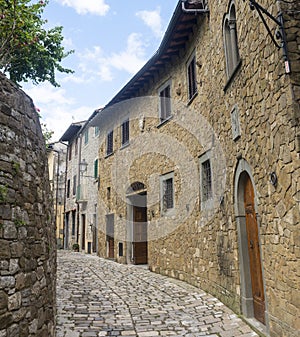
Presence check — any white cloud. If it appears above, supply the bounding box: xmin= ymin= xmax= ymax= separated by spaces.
xmin=136 ymin=7 xmax=163 ymax=38
xmin=78 ymin=33 xmax=147 ymax=81
xmin=110 ymin=33 xmax=147 ymax=73
xmin=57 ymin=0 xmax=109 ymax=16
xmin=24 ymin=83 xmax=74 ymax=105
xmin=42 ymin=105 xmax=92 ymax=141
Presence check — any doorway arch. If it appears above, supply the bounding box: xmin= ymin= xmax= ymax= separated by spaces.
xmin=234 ymin=159 xmax=267 ymax=326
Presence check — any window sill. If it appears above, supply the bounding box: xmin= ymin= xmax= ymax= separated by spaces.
xmin=120 ymin=142 xmax=130 ymax=150
xmin=187 ymin=91 xmax=198 ymax=106
xmin=223 ymin=59 xmax=242 ymax=92
xmin=157 ymin=115 xmax=173 ymax=128
xmin=200 ymin=198 xmax=214 ymax=211
xmin=161 ymin=207 xmax=175 ymax=217
xmin=105 ymin=152 xmax=114 ymax=159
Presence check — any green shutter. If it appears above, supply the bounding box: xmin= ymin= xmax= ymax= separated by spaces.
xmin=94 ymin=159 xmax=98 ymax=179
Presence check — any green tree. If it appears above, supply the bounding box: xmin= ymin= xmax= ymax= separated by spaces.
xmin=0 ymin=0 xmax=74 ymax=86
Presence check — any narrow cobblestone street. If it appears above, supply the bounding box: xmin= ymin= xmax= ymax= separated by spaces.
xmin=56 ymin=251 xmax=259 ymax=337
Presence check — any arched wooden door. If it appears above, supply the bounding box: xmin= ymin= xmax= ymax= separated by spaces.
xmin=244 ymin=175 xmax=265 ymax=324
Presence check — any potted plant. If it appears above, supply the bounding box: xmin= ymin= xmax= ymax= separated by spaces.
xmin=72 ymin=243 xmax=79 ymax=252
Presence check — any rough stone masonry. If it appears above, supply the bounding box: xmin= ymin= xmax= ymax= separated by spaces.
xmin=0 ymin=73 xmax=56 ymax=337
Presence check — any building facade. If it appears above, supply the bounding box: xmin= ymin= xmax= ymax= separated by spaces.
xmin=47 ymin=143 xmax=67 ymax=248
xmin=60 ymin=121 xmax=85 ymax=250
xmin=60 ymin=110 xmax=101 ymax=253
xmin=90 ymin=1 xmax=300 ymax=336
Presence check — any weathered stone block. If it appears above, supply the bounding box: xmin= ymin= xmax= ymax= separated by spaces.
xmin=0 ymin=292 xmax=7 ymax=311
xmin=0 ymin=241 xmax=10 ymax=259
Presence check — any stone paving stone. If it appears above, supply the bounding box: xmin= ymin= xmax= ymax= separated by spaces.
xmin=56 ymin=251 xmax=260 ymax=337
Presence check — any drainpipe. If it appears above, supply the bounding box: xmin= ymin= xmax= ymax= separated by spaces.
xmin=181 ymin=0 xmax=209 ymax=13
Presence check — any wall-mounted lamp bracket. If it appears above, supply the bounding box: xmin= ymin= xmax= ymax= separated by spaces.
xmin=249 ymin=0 xmax=290 ymax=73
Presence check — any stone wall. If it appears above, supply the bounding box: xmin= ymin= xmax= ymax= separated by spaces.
xmin=0 ymin=73 xmax=56 ymax=337
xmin=96 ymin=1 xmax=299 ymax=336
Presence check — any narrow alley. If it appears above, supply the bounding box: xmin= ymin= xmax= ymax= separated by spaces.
xmin=56 ymin=251 xmax=259 ymax=337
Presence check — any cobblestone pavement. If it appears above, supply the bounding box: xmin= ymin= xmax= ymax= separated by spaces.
xmin=56 ymin=250 xmax=259 ymax=337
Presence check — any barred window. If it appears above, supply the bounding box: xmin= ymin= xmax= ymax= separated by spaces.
xmin=160 ymin=172 xmax=174 ymax=214
xmin=163 ymin=178 xmax=174 ymax=210
xmin=199 ymin=152 xmax=213 ymax=210
xmin=202 ymin=160 xmax=212 ymax=201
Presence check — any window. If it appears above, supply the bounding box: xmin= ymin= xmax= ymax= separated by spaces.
xmin=160 ymin=172 xmax=174 ymax=214
xmin=106 ymin=130 xmax=113 ymax=156
xmin=199 ymin=152 xmax=213 ymax=209
xmin=67 ymin=179 xmax=70 ymax=198
xmin=71 ymin=210 xmax=76 ymax=236
xmin=72 ymin=175 xmax=77 ymax=196
xmin=121 ymin=118 xmax=129 ymax=146
xmin=202 ymin=160 xmax=212 ymax=201
xmin=75 ymin=138 xmax=78 ymax=156
xmin=107 ymin=187 xmax=111 ymax=200
xmin=68 ymin=143 xmax=72 ymax=161
xmin=159 ymin=81 xmax=171 ymax=122
xmin=94 ymin=126 xmax=99 ymax=137
xmin=187 ymin=54 xmax=197 ymax=100
xmin=223 ymin=2 xmax=240 ymax=79
xmin=84 ymin=130 xmax=89 ymax=145
xmin=94 ymin=159 xmax=98 ymax=179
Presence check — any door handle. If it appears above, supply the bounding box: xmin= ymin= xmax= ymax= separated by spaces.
xmin=250 ymin=240 xmax=254 ymax=249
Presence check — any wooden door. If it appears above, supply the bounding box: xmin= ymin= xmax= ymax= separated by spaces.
xmin=133 ymin=206 xmax=147 ymax=264
xmin=106 ymin=214 xmax=114 ymax=258
xmin=244 ymin=176 xmax=265 ymax=324
xmin=81 ymin=214 xmax=86 ymax=251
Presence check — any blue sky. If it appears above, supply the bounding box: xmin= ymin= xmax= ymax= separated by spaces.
xmin=23 ymin=0 xmax=178 ymax=141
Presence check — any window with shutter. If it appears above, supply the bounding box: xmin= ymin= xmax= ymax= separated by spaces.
xmin=187 ymin=54 xmax=197 ymax=100
xmin=159 ymin=82 xmax=171 ymax=122
xmin=106 ymin=130 xmax=113 ymax=155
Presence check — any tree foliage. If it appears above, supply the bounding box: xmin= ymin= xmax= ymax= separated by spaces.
xmin=0 ymin=0 xmax=74 ymax=86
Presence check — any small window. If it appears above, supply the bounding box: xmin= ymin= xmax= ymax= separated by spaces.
xmin=75 ymin=138 xmax=78 ymax=156
xmin=84 ymin=130 xmax=89 ymax=145
xmin=106 ymin=130 xmax=113 ymax=156
xmin=121 ymin=119 xmax=129 ymax=146
xmin=159 ymin=81 xmax=171 ymax=122
xmin=187 ymin=54 xmax=197 ymax=100
xmin=73 ymin=175 xmax=77 ymax=196
xmin=71 ymin=210 xmax=76 ymax=236
xmin=67 ymin=179 xmax=70 ymax=198
xmin=202 ymin=160 xmax=212 ymax=201
xmin=68 ymin=143 xmax=72 ymax=161
xmin=223 ymin=2 xmax=240 ymax=79
xmin=199 ymin=152 xmax=213 ymax=209
xmin=94 ymin=126 xmax=99 ymax=137
xmin=160 ymin=172 xmax=174 ymax=214
xmin=94 ymin=159 xmax=98 ymax=179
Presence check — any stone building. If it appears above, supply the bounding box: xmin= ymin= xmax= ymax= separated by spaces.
xmin=60 ymin=121 xmax=86 ymax=250
xmin=0 ymin=73 xmax=56 ymax=336
xmin=90 ymin=1 xmax=300 ymax=336
xmin=60 ymin=110 xmax=101 ymax=252
xmin=47 ymin=143 xmax=67 ymax=249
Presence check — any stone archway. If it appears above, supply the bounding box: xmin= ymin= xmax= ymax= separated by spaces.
xmin=234 ymin=159 xmax=268 ymax=327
